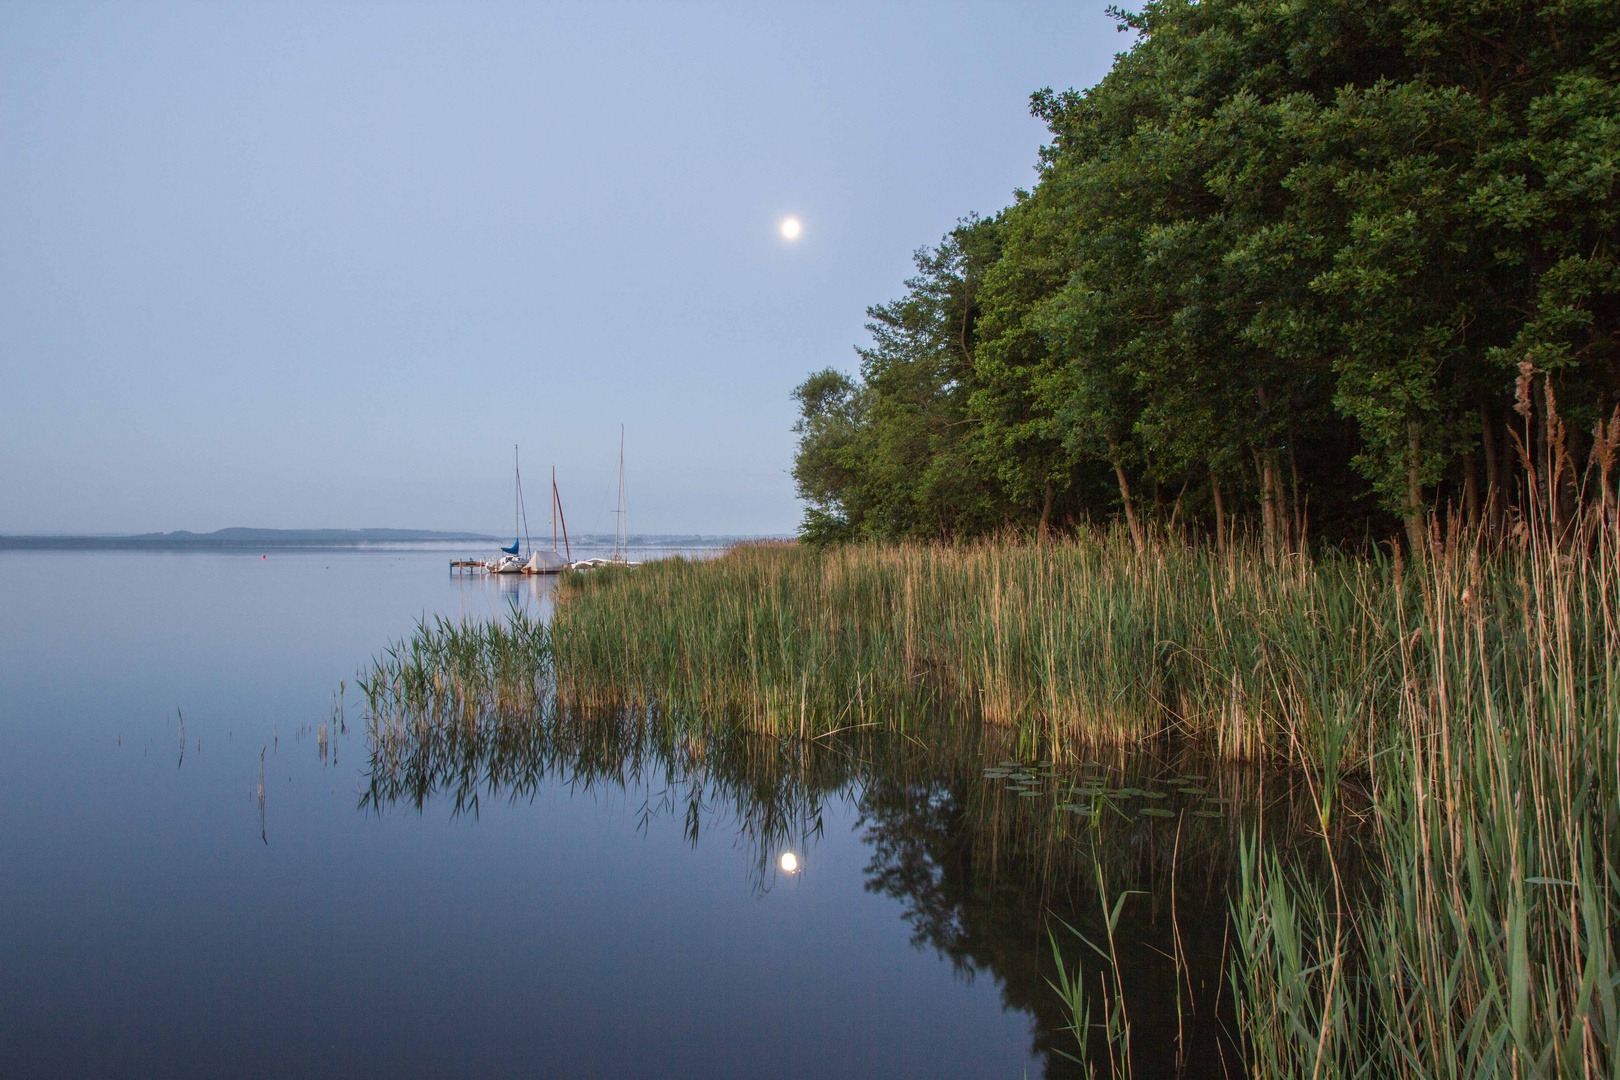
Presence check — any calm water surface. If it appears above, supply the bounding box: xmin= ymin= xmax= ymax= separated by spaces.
xmin=0 ymin=549 xmax=1059 ymax=1078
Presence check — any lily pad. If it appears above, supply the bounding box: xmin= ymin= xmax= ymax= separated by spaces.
xmin=1140 ymin=807 xmax=1176 ymax=818
xmin=1017 ymin=790 xmax=1044 ymax=798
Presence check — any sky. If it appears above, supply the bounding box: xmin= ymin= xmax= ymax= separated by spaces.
xmin=0 ymin=2 xmax=1125 ymax=536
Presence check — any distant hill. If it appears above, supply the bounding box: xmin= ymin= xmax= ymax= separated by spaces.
xmin=0 ymin=529 xmax=790 ymax=552
xmin=0 ymin=528 xmax=499 ymax=551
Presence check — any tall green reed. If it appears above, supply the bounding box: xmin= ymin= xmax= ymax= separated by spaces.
xmin=546 ymin=533 xmax=1406 ymax=769
xmin=1233 ymin=505 xmax=1620 ymax=1078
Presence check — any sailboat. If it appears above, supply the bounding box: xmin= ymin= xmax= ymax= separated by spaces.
xmin=573 ymin=427 xmax=640 ymax=570
xmin=609 ymin=425 xmax=636 ymax=566
xmin=488 ymin=446 xmax=532 ymax=573
xmin=518 ymin=466 xmax=571 ymax=573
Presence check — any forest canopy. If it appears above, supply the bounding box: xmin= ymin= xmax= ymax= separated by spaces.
xmin=791 ymin=0 xmax=1619 ymax=551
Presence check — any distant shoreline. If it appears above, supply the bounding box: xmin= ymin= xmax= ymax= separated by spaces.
xmin=0 ymin=528 xmax=782 ymax=552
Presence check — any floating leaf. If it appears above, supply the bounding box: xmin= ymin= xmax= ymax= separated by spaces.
xmin=1018 ymin=790 xmax=1044 ymax=798
xmin=1138 ymin=790 xmax=1167 ymax=799
xmin=1140 ymin=807 xmax=1175 ymax=818
xmin=1525 ymin=877 xmax=1576 ymax=886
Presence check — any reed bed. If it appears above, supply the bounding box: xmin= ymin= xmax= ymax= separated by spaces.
xmin=548 ymin=531 xmax=1409 ymax=767
xmin=357 ymin=602 xmax=550 ymax=776
xmin=1232 ymin=508 xmax=1620 ymax=1079
xmin=354 ymin=487 xmax=1620 ymax=1075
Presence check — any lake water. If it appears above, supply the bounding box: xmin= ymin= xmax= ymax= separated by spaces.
xmin=0 ymin=548 xmax=1248 ymax=1078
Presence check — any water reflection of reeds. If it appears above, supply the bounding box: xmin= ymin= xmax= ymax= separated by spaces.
xmin=357 ymin=658 xmax=1345 ymax=1077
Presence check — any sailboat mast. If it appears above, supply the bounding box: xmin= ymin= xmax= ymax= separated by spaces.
xmin=515 ymin=445 xmax=532 ymax=556
xmin=552 ymin=466 xmax=558 ymax=552
xmin=558 ymin=487 xmax=571 ymax=559
xmin=514 ymin=444 xmax=520 ymax=550
xmin=617 ymin=425 xmax=626 ymax=560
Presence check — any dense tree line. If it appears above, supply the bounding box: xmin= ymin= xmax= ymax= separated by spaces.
xmin=792 ymin=0 xmax=1619 ymax=551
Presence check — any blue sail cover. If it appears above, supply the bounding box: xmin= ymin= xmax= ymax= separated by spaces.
xmin=501 ymin=539 xmax=520 ymax=555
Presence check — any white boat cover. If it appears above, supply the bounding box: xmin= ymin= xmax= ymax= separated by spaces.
xmin=525 ymin=549 xmax=569 ymax=573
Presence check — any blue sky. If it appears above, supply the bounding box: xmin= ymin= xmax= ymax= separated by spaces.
xmin=0 ymin=2 xmax=1123 ymax=535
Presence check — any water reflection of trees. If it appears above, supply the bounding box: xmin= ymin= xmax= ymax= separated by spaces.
xmin=364 ymin=705 xmax=1344 ymax=1077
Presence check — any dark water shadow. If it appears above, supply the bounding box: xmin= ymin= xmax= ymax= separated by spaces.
xmin=360 ymin=699 xmax=1361 ymax=1079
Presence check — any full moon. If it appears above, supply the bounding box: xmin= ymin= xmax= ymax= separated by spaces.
xmin=779 ymin=851 xmax=800 ymax=873
xmin=780 ymin=217 xmax=801 ymax=240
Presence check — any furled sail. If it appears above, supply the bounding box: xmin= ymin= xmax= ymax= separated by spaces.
xmin=525 ymin=549 xmax=567 ymax=573
xmin=501 ymin=539 xmax=520 ymax=555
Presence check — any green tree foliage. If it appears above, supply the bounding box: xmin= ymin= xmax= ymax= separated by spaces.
xmin=792 ymin=0 xmax=1620 ymax=548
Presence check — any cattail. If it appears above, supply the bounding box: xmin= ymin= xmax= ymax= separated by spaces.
xmin=1508 ymin=426 xmax=1534 ymax=474
xmin=1544 ymin=379 xmax=1567 ymax=466
xmin=1514 ymin=358 xmax=1536 ymax=418
xmin=1590 ymin=406 xmax=1620 ymax=509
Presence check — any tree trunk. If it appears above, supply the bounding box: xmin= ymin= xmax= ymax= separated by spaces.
xmin=1107 ymin=439 xmax=1145 ymax=554
xmin=1288 ymin=442 xmax=1303 ymax=550
xmin=1404 ymin=422 xmax=1427 ymax=557
xmin=1269 ymin=454 xmax=1290 ymax=552
xmin=1480 ymin=405 xmax=1501 ymax=529
xmin=1254 ymin=449 xmax=1276 ymax=564
xmin=1462 ymin=446 xmax=1481 ymax=528
xmin=1210 ymin=470 xmax=1227 ymax=556
xmin=1038 ymin=480 xmax=1053 ymax=543
xmin=1506 ymin=405 xmax=1523 ymax=517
